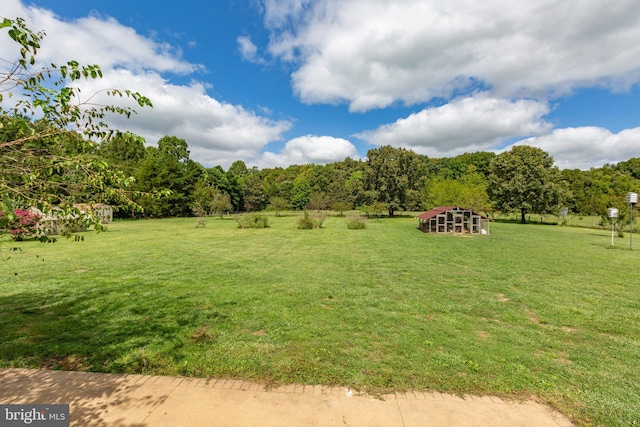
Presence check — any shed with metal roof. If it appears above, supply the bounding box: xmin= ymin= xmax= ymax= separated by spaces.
xmin=417 ymin=206 xmax=490 ymax=234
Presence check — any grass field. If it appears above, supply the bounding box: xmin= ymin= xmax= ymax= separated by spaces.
xmin=1 ymin=214 xmax=639 ymax=426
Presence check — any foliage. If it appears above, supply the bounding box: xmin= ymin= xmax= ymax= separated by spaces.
xmin=616 ymin=157 xmax=640 ymax=180
xmin=3 ymin=15 xmax=634 ymax=228
xmin=242 ymin=168 xmax=267 ymax=212
xmin=346 ymin=213 xmax=367 ymax=229
xmin=364 ymin=145 xmax=424 ymax=216
xmin=562 ymin=166 xmax=640 ymax=217
xmin=191 ymin=179 xmax=217 ymax=216
xmin=290 ymin=177 xmax=312 ymax=210
xmin=359 ymin=202 xmax=387 ymax=219
xmin=235 ymin=213 xmax=269 ymax=229
xmin=0 ymin=208 xmax=42 ymax=241
xmin=210 ymin=193 xmax=233 ymax=218
xmin=598 ymin=196 xmax=636 ymax=237
xmin=191 ymin=200 xmax=208 ymax=218
xmin=307 ymin=192 xmax=328 ymax=210
xmin=488 ymin=146 xmax=567 ymax=223
xmin=426 ymin=152 xmax=496 ymax=179
xmin=0 ymin=18 xmax=152 ymax=228
xmin=330 ymin=201 xmax=351 ymax=216
xmin=423 ymin=167 xmax=492 ymax=212
xmin=134 ymin=136 xmax=203 ymax=217
xmin=0 ymin=19 xmax=154 ymax=241
xmin=98 ymin=132 xmax=146 ymax=177
xmin=296 ymin=210 xmax=327 ymax=229
xmin=268 ymin=197 xmax=290 ymax=216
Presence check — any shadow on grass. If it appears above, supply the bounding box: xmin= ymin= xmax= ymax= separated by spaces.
xmin=0 ymin=286 xmax=194 ymax=375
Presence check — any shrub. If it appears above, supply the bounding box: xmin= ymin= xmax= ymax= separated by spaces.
xmin=191 ymin=201 xmax=207 ymax=228
xmin=330 ymin=201 xmax=351 ymax=216
xmin=359 ymin=202 xmax=386 ymax=219
xmin=210 ymin=193 xmax=233 ymax=218
xmin=235 ymin=213 xmax=270 ymax=229
xmin=268 ymin=197 xmax=290 ymax=217
xmin=297 ymin=211 xmax=327 ymax=229
xmin=347 ymin=214 xmax=367 ymax=229
xmin=297 ymin=211 xmax=315 ymax=229
xmin=1 ymin=209 xmax=43 ymax=241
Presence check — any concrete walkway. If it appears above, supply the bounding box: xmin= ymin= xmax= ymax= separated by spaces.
xmin=0 ymin=368 xmax=573 ymax=426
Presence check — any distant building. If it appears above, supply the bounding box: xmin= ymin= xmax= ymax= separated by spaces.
xmin=417 ymin=206 xmax=490 ymax=234
xmin=27 ymin=204 xmax=113 ymax=236
xmin=74 ymin=203 xmax=113 ymax=224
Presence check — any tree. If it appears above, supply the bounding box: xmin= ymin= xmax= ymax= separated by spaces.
xmin=308 ymin=192 xmax=328 ymax=210
xmin=290 ymin=177 xmax=311 ymax=210
xmin=330 ymin=200 xmax=351 ymax=216
xmin=617 ymin=157 xmax=640 ymax=180
xmin=364 ymin=146 xmax=424 ymax=216
xmin=134 ymin=136 xmax=203 ymax=217
xmin=423 ymin=167 xmax=492 ymax=213
xmin=268 ymin=196 xmax=290 ymax=216
xmin=228 ymin=159 xmax=249 ymax=178
xmin=210 ymin=193 xmax=233 ymax=218
xmin=1 ymin=17 xmax=151 ymax=232
xmin=99 ymin=131 xmax=146 ymax=175
xmin=225 ymin=168 xmax=244 ymax=211
xmin=242 ymin=168 xmax=266 ymax=212
xmin=488 ymin=146 xmax=566 ymax=223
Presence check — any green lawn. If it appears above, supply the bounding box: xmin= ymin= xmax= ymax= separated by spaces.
xmin=1 ymin=215 xmax=639 ymax=426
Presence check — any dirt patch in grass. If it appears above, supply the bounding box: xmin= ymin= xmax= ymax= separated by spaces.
xmin=525 ymin=310 xmax=541 ymax=324
xmin=191 ymin=324 xmax=212 ymax=342
xmin=41 ymin=355 xmax=86 ymax=371
xmin=496 ymin=293 xmax=510 ymax=302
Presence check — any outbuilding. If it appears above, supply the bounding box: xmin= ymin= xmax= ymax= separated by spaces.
xmin=73 ymin=203 xmax=113 ymax=224
xmin=417 ymin=206 xmax=490 ymax=234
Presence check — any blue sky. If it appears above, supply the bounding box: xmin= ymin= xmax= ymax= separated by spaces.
xmin=2 ymin=0 xmax=640 ymax=169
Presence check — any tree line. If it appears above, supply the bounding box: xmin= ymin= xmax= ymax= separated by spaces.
xmin=2 ymin=17 xmax=639 ymax=230
xmin=97 ymin=133 xmax=640 ymax=224
xmin=4 ymin=111 xmax=639 ymax=225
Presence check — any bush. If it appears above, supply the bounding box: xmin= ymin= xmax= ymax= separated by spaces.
xmin=359 ymin=202 xmax=386 ymax=219
xmin=268 ymin=197 xmax=290 ymax=217
xmin=296 ymin=211 xmax=315 ymax=229
xmin=330 ymin=201 xmax=351 ymax=216
xmin=347 ymin=214 xmax=367 ymax=229
xmin=297 ymin=211 xmax=326 ymax=229
xmin=1 ymin=209 xmax=43 ymax=241
xmin=235 ymin=213 xmax=269 ymax=229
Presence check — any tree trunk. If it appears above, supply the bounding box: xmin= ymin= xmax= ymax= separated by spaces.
xmin=520 ymin=209 xmax=527 ymax=223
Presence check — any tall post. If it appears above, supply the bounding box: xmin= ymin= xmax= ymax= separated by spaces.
xmin=627 ymin=193 xmax=638 ymax=250
xmin=608 ymin=208 xmax=618 ymax=247
xmin=612 ymin=219 xmax=615 ymax=246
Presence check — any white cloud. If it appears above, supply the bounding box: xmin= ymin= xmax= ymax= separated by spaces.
xmin=1 ymin=0 xmax=291 ymax=168
xmin=74 ymin=69 xmax=292 ymax=168
xmin=509 ymin=127 xmax=640 ymax=170
xmin=264 ymin=0 xmax=640 ymax=112
xmin=257 ymin=135 xmax=359 ymax=168
xmin=237 ymin=35 xmax=264 ymax=64
xmin=4 ymin=1 xmax=199 ymax=74
xmin=262 ymin=0 xmax=314 ymax=29
xmin=357 ymin=95 xmax=551 ymax=157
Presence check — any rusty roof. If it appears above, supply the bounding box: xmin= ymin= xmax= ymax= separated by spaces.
xmin=416 ymin=206 xmax=490 ymax=221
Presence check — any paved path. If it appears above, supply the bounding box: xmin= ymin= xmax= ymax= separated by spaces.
xmin=0 ymin=368 xmax=573 ymax=426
